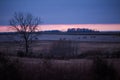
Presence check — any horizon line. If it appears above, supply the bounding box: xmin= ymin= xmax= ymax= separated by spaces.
xmin=0 ymin=24 xmax=120 ymax=32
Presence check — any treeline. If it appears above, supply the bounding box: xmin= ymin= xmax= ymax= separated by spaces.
xmin=41 ymin=28 xmax=99 ymax=34
xmin=40 ymin=28 xmax=120 ymax=35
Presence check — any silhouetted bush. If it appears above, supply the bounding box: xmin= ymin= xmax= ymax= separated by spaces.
xmin=0 ymin=53 xmax=21 ymax=80
xmin=111 ymin=50 xmax=120 ymax=58
xmin=49 ymin=40 xmax=78 ymax=59
xmin=26 ymin=51 xmax=35 ymax=57
xmin=92 ymin=57 xmax=118 ymax=80
xmin=77 ymin=50 xmax=103 ymax=59
xmin=17 ymin=50 xmax=25 ymax=57
xmin=17 ymin=50 xmax=42 ymax=58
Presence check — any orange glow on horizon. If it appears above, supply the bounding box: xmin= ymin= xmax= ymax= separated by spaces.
xmin=0 ymin=24 xmax=120 ymax=32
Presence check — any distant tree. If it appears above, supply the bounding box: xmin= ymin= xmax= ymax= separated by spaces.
xmin=10 ymin=12 xmax=41 ymax=54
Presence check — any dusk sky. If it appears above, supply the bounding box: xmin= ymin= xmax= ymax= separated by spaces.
xmin=0 ymin=0 xmax=120 ymax=31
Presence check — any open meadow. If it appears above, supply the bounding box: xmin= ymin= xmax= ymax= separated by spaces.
xmin=0 ymin=41 xmax=120 ymax=56
xmin=0 ymin=41 xmax=120 ymax=80
xmin=3 ymin=56 xmax=120 ymax=80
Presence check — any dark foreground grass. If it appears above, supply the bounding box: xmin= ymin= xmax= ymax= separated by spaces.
xmin=0 ymin=52 xmax=21 ymax=80
xmin=0 ymin=53 xmax=120 ymax=80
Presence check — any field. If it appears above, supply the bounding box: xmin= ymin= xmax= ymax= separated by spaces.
xmin=0 ymin=41 xmax=120 ymax=55
xmin=0 ymin=41 xmax=120 ymax=80
xmin=9 ymin=57 xmax=120 ymax=80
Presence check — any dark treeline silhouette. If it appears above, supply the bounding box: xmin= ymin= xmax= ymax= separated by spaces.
xmin=39 ymin=28 xmax=120 ymax=35
xmin=41 ymin=28 xmax=99 ymax=34
xmin=67 ymin=28 xmax=99 ymax=33
xmin=1 ymin=28 xmax=120 ymax=35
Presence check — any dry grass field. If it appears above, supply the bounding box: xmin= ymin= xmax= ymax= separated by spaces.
xmin=9 ymin=57 xmax=120 ymax=80
xmin=0 ymin=41 xmax=120 ymax=55
xmin=1 ymin=40 xmax=120 ymax=80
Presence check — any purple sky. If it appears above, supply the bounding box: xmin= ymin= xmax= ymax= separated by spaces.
xmin=0 ymin=0 xmax=120 ymax=25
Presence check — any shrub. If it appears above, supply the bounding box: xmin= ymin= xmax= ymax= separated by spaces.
xmin=0 ymin=52 xmax=21 ymax=80
xmin=49 ymin=40 xmax=78 ymax=58
xmin=17 ymin=50 xmax=25 ymax=57
xmin=92 ymin=57 xmax=118 ymax=80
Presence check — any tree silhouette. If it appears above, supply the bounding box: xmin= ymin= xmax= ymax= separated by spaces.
xmin=10 ymin=12 xmax=41 ymax=54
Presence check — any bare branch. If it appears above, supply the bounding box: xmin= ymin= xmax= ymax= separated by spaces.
xmin=9 ymin=12 xmax=41 ymax=54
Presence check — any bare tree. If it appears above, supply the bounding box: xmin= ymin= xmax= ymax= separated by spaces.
xmin=10 ymin=12 xmax=41 ymax=54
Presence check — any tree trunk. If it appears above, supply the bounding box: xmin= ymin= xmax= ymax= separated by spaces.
xmin=25 ymin=39 xmax=29 ymax=55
